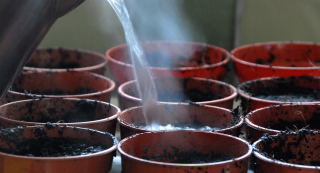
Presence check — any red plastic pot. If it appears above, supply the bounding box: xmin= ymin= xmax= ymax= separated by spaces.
xmin=118 ymin=103 xmax=243 ymax=139
xmin=0 ymin=125 xmax=117 ymax=173
xmin=245 ymin=104 xmax=320 ymax=142
xmin=24 ymin=48 xmax=107 ymax=74
xmin=0 ymin=98 xmax=120 ymax=134
xmin=6 ymin=71 xmax=115 ymax=103
xmin=118 ymin=77 xmax=237 ymax=110
xmin=238 ymin=76 xmax=320 ymax=112
xmin=118 ymin=131 xmax=252 ymax=173
xmin=253 ymin=130 xmax=320 ymax=172
xmin=231 ymin=42 xmax=320 ymax=82
xmin=106 ymin=41 xmax=231 ymax=84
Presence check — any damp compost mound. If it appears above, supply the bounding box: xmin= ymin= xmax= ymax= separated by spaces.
xmin=144 ymin=150 xmax=232 ymax=164
xmin=0 ymin=137 xmax=107 ymax=157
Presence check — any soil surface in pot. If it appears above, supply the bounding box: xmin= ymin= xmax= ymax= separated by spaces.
xmin=132 ymin=89 xmax=222 ymax=102
xmin=144 ymin=51 xmax=212 ymax=68
xmin=12 ymin=87 xmax=97 ymax=95
xmin=143 ymin=150 xmax=232 ymax=164
xmin=267 ymin=113 xmax=320 ymax=131
xmin=248 ymin=87 xmax=320 ymax=102
xmin=0 ymin=137 xmax=107 ymax=157
xmin=27 ymin=62 xmax=81 ymax=69
xmin=259 ymin=130 xmax=320 ymax=166
xmin=20 ymin=100 xmax=99 ymax=123
xmin=133 ymin=122 xmax=223 ymax=132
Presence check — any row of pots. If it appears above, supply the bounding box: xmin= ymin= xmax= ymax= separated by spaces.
xmin=1 ymin=98 xmax=320 ymax=172
xmin=24 ymin=41 xmax=320 ymax=84
xmin=5 ymin=70 xmax=320 ymax=114
xmin=2 ymin=41 xmax=320 ymax=172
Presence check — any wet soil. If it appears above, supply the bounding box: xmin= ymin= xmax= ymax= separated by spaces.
xmin=12 ymin=87 xmax=97 ymax=95
xmin=144 ymin=150 xmax=232 ymax=164
xmin=249 ymin=87 xmax=320 ymax=102
xmin=0 ymin=137 xmax=107 ymax=157
xmin=133 ymin=122 xmax=223 ymax=132
xmin=26 ymin=62 xmax=81 ymax=69
xmin=158 ymin=89 xmax=222 ymax=102
xmin=133 ymin=89 xmax=222 ymax=102
xmin=20 ymin=100 xmax=99 ymax=123
xmin=268 ymin=113 xmax=320 ymax=131
xmin=258 ymin=130 xmax=320 ymax=166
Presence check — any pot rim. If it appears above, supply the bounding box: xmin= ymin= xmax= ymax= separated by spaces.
xmin=237 ymin=76 xmax=320 ymax=105
xmin=118 ymin=77 xmax=237 ymax=105
xmin=9 ymin=71 xmax=116 ymax=98
xmin=0 ymin=125 xmax=118 ymax=160
xmin=105 ymin=40 xmax=230 ymax=71
xmin=0 ymin=98 xmax=120 ymax=126
xmin=118 ymin=130 xmax=252 ymax=167
xmin=253 ymin=131 xmax=320 ymax=170
xmin=231 ymin=41 xmax=320 ymax=70
xmin=118 ymin=104 xmax=243 ymax=134
xmin=23 ymin=48 xmax=107 ymax=72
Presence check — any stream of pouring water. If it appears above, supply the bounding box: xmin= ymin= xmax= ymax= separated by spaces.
xmin=107 ymin=0 xmax=158 ymax=124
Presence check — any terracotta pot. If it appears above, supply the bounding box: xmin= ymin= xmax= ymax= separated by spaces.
xmin=118 ymin=131 xmax=252 ymax=173
xmin=245 ymin=104 xmax=320 ymax=142
xmin=6 ymin=71 xmax=115 ymax=103
xmin=118 ymin=77 xmax=237 ymax=110
xmin=238 ymin=76 xmax=320 ymax=112
xmin=0 ymin=125 xmax=117 ymax=173
xmin=105 ymin=41 xmax=230 ymax=84
xmin=0 ymin=98 xmax=120 ymax=134
xmin=231 ymin=42 xmax=320 ymax=82
xmin=253 ymin=130 xmax=320 ymax=172
xmin=24 ymin=48 xmax=107 ymax=74
xmin=118 ymin=103 xmax=243 ymax=139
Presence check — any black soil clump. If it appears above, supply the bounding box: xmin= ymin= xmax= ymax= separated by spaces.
xmin=144 ymin=150 xmax=232 ymax=164
xmin=0 ymin=137 xmax=107 ymax=157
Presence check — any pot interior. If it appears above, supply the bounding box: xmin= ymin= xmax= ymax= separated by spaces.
xmin=120 ymin=104 xmax=239 ymax=132
xmin=0 ymin=99 xmax=117 ymax=123
xmin=0 ymin=125 xmax=115 ymax=157
xmin=110 ymin=42 xmax=227 ymax=68
xmin=26 ymin=48 xmax=105 ymax=69
xmin=124 ymin=78 xmax=234 ymax=103
xmin=249 ymin=104 xmax=320 ymax=131
xmin=255 ymin=130 xmax=320 ymax=166
xmin=120 ymin=131 xmax=249 ymax=164
xmin=240 ymin=76 xmax=320 ymax=102
xmin=233 ymin=43 xmax=320 ymax=67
